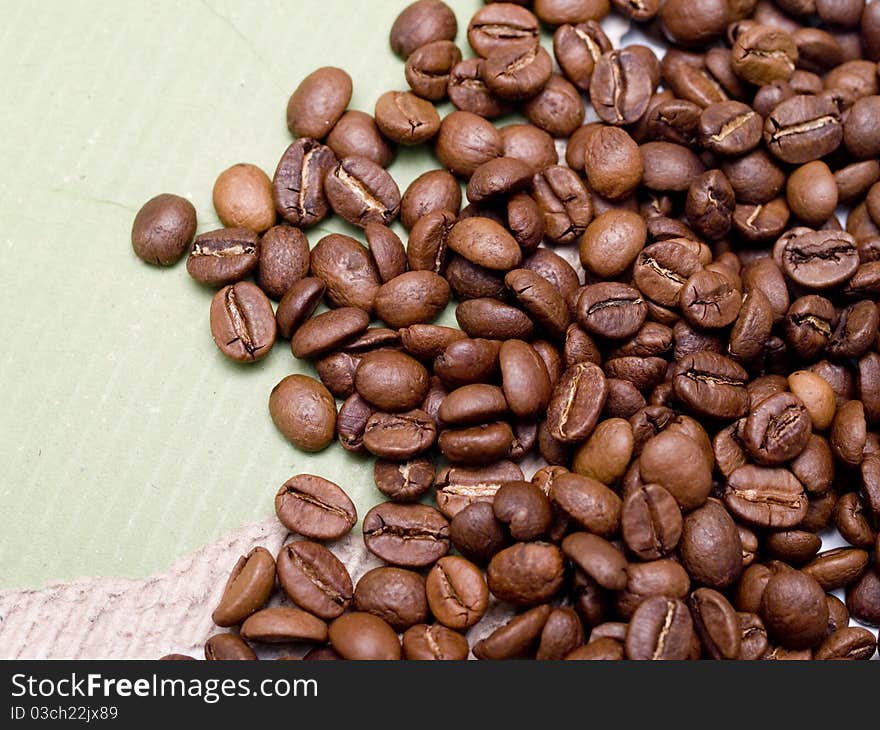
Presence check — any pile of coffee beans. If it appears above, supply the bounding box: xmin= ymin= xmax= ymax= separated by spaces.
xmin=137 ymin=0 xmax=880 ymax=660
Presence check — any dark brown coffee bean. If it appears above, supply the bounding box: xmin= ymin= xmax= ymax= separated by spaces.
xmin=640 ymin=142 xmax=706 ymax=193
xmin=761 ymin=570 xmax=828 ymax=649
xmin=764 ymin=94 xmax=843 ymax=165
xmin=566 ymin=637 xmax=624 ymax=660
xmin=699 ymin=101 xmax=762 ymax=156
xmin=363 ymin=409 xmax=437 ymax=460
xmin=329 ymin=612 xmax=401 ymax=660
xmin=363 ymin=502 xmax=450 ymax=568
xmin=434 ymin=338 xmax=500 ymax=389
xmin=390 ymin=0 xmax=457 ymax=59
xmin=467 ymin=3 xmax=539 ymax=58
xmin=363 ymin=223 xmax=406 ymax=284
xmin=494 ymin=481 xmax=553 ymax=541
xmin=447 ymin=57 xmax=514 ymax=118
xmin=621 ymin=484 xmax=682 ymax=561
xmin=482 ymin=44 xmax=553 ymax=102
xmin=487 ymin=542 xmax=565 ymax=606
xmin=286 ymin=67 xmax=352 ymax=140
xmin=562 ymin=532 xmax=627 ymax=591
xmin=403 ymin=624 xmax=470 ymax=660
xmin=291 ymin=307 xmax=370 ymax=360
xmin=356 ymin=351 xmax=431 ymax=413
xmin=846 ymin=568 xmax=880 ymax=626
xmin=326 ymin=110 xmax=395 ymax=169
xmin=450 ymin=500 xmax=509 ymax=564
xmin=784 ymin=295 xmax=835 ymax=360
xmin=782 ymin=230 xmax=859 ymax=289
xmin=269 ymin=374 xmax=336 ymax=452
xmin=187 ymin=228 xmax=259 ymax=287
xmin=590 ymin=49 xmax=653 ymax=126
xmin=725 ymin=465 xmax=808 ymax=529
xmin=407 ymin=209 xmax=455 ymax=273
xmin=549 ymin=471 xmax=622 ymax=537
xmin=523 ymin=249 xmax=581 ymax=312
xmin=456 ymin=298 xmax=534 ymax=340
xmin=496 ymin=339 xmax=553 ymax=421
xmin=803 ymin=548 xmax=870 ymax=591
xmin=578 ymin=283 xmax=647 ymax=342
xmin=401 ymin=169 xmax=461 ymax=232
xmin=473 ymin=604 xmax=552 ymax=660
xmin=505 ymin=270 xmax=571 ymax=342
xmin=324 ymin=156 xmax=401 ymax=228
xmin=354 ymin=567 xmax=428 ymax=632
xmin=373 ymin=272 xmax=451 ymax=331
xmin=204 ymin=634 xmax=256 ymax=661
xmin=240 ymin=606 xmax=327 ymax=644
xmin=375 ymin=91 xmax=441 ymax=146
xmin=466 ymin=157 xmax=533 ymax=205
xmin=580 ymin=211 xmax=646 ymax=279
xmin=436 ymin=111 xmax=503 ymax=178
xmin=310 ymin=233 xmax=381 ymax=312
xmin=209 ymin=282 xmax=276 ymax=363
xmin=816 ymin=627 xmax=877 ymax=660
xmin=531 ymin=165 xmax=593 ymax=244
xmin=844 ymin=95 xmax=880 ymax=160
xmin=827 ymin=301 xmax=879 ymax=360
xmin=553 ymin=21 xmax=611 ymax=91
xmin=583 ymin=126 xmax=643 ymax=202
xmin=405 ymin=39 xmax=461 ymax=101
xmin=131 ymin=193 xmax=196 ymax=266
xmin=547 ymin=362 xmax=608 ymax=444
xmin=646 ymin=99 xmax=702 ymax=146
xmin=448 ymin=217 xmax=521 ymax=271
xmin=212 ymin=547 xmax=276 ymax=628
xmin=275 ymin=474 xmax=356 ymax=541
xmin=372 ymin=457 xmax=433 ymax=503
xmin=536 ymin=608 xmax=585 ymax=660
xmin=633 ymin=240 xmax=702 ymax=308
xmin=426 ymin=556 xmax=489 ymax=630
xmin=673 ymin=352 xmax=749 ymax=421
xmin=255 ymin=225 xmax=309 ymax=301
xmin=680 ymin=269 xmax=742 ymax=330
xmin=337 ymin=393 xmax=373 ymax=453
xmin=721 ymin=150 xmax=786 ymax=205
xmin=439 ymin=422 xmax=516 ymax=465
xmin=689 ymin=588 xmax=741 ymax=660
xmin=523 ymin=73 xmax=584 ymax=138
xmin=272 ymin=138 xmax=337 ymax=228
xmin=680 ymin=499 xmax=743 ymax=589
xmin=500 ymin=124 xmax=558 ymax=173
xmin=276 ymin=541 xmax=353 ymax=620
xmin=742 ymin=392 xmax=812 ymax=466
xmin=625 ymin=597 xmax=694 ymax=660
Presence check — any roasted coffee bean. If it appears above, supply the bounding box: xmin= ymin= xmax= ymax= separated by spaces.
xmin=680 ymin=269 xmax=741 ymax=329
xmin=785 ymin=295 xmax=835 ymax=360
xmin=741 ymin=392 xmax=812 ymax=466
xmin=363 ymin=223 xmax=406 ymax=285
xmin=291 ymin=308 xmax=370 ymax=360
xmin=467 ymin=3 xmax=540 ymax=58
xmin=256 ymin=225 xmax=309 ymax=301
xmin=355 ymin=350 xmax=430 ymax=413
xmin=375 ymin=91 xmax=441 ymax=146
xmin=846 ymin=568 xmax=880 ymax=626
xmin=187 ymin=228 xmax=259 ymax=287
xmin=815 ymin=627 xmax=877 ymax=661
xmin=615 ymin=558 xmax=690 ymax=621
xmin=272 ymin=138 xmax=337 ymax=228
xmin=537 ymin=607 xmax=586 ymax=660
xmin=363 ymin=410 xmax=437 ymax=460
xmin=680 ymin=499 xmax=743 ymax=589
xmin=487 ymin=542 xmax=565 ymax=606
xmin=405 ymin=40 xmax=462 ymax=101
xmin=673 ymin=352 xmax=749 ymax=421
xmin=844 ymin=95 xmax=880 ymax=160
xmin=131 ymin=193 xmax=197 ymax=266
xmin=448 ymin=57 xmax=514 ymax=119
xmin=390 ymin=0 xmax=457 ymax=59
xmin=699 ymin=101 xmax=762 ymax=156
xmin=269 ymin=375 xmax=336 ymax=452
xmin=764 ymin=94 xmax=843 ymax=165
xmin=450 ymin=501 xmax=509 ymax=564
xmin=572 ymin=418 xmax=634 ymax=484
xmin=363 ymin=502 xmax=450 ymax=568
xmin=640 ymin=142 xmax=706 ymax=193
xmin=210 ymin=282 xmax=276 ymax=362
xmin=204 ymin=634 xmax=256 ymax=661
xmin=354 ymin=567 xmax=428 ymax=632
xmin=827 ymin=301 xmax=879 ymax=360
xmin=505 ymin=270 xmax=571 ymax=342
xmin=633 ymin=240 xmax=702 ymax=308
xmin=731 ymin=24 xmax=798 ymax=86
xmin=439 ymin=421 xmax=516 ymax=465
xmin=456 ymin=298 xmax=534 ymax=340
xmin=436 ymin=111 xmax=503 ymax=178
xmin=494 ymin=481 xmax=553 ymax=541
xmin=786 ymin=161 xmax=838 ymax=228
xmin=621 ymin=484 xmax=682 ymax=561
xmin=324 ymin=156 xmax=401 ymax=227
xmin=500 ymin=125 xmax=558 ymax=174
xmin=646 ymin=99 xmax=702 ymax=146
xmin=625 ymin=597 xmax=694 ymax=660
xmin=426 ymin=556 xmax=489 ymax=630
xmin=212 ymin=547 xmax=276 ymax=628
xmin=482 ymin=44 xmax=553 ymax=102
xmin=803 ymin=548 xmax=870 ymax=591
xmin=562 ymin=532 xmax=627 ymax=591
xmin=689 ymin=588 xmax=741 ymax=660
xmin=466 ymin=157 xmax=533 ymax=205
xmin=738 ymin=612 xmax=769 ymax=661
xmin=577 ymin=283 xmax=647 ymax=341
xmin=685 ymin=171 xmax=736 ymax=242
xmin=497 ymin=340 xmax=552 ymax=420
xmin=523 ymin=74 xmax=585 ymax=138
xmin=402 ymin=624 xmax=470 ymax=660
xmin=447 ymin=217 xmax=521 ymax=271
xmin=212 ymin=163 xmax=276 ymax=234
xmin=240 ymin=607 xmax=327 ymax=644
xmin=580 ymin=211 xmax=646 ymax=280
xmin=566 ymin=637 xmax=625 ymax=660
xmin=311 ymin=233 xmax=381 ymax=312
xmin=276 ymin=541 xmax=353 ymax=620
xmin=275 ymin=474 xmax=356 ymax=541
xmin=326 ymin=110 xmax=395 ymax=168
xmin=782 ymin=230 xmax=859 ymax=289
xmin=286 ymin=67 xmax=352 ymax=140
xmin=764 ymin=530 xmax=822 ymax=565
xmin=329 ymin=612 xmax=401 ymax=660
xmin=553 ymin=21 xmax=611 ymax=91
xmin=446 ymin=256 xmax=506 ymax=300
xmin=473 ymin=604 xmax=552 ymax=660
xmin=725 ymin=465 xmax=808 ymax=529
xmin=761 ymin=570 xmax=829 ymax=649
xmin=439 ymin=384 xmax=507 ymax=427
xmin=374 ymin=457 xmax=434 ymax=502
xmin=531 ymin=165 xmax=594 ymax=244
xmin=337 ymin=393 xmax=373 ymax=453
xmin=547 ymin=363 xmax=608 ymax=444
xmin=549 ymin=472 xmax=622 ymax=537
xmin=434 ymin=338 xmax=500 ymax=389
xmin=582 ymin=126 xmax=643 ymax=202
xmin=590 ymin=49 xmax=653 ymax=126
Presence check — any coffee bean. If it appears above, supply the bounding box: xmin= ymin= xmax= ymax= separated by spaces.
xmin=625 ymin=597 xmax=694 ymax=660
xmin=803 ymin=547 xmax=870 ymax=591
xmin=355 ymin=350 xmax=429 ymax=413
xmin=633 ymin=240 xmax=703 ymax=308
xmin=269 ymin=375 xmax=336 ymax=452
xmin=204 ymin=634 xmax=256 ymax=661
xmin=567 ymin=637 xmax=624 ymax=660
xmin=782 ymin=230 xmax=859 ymax=289
xmin=493 ymin=481 xmax=552 ymax=541
xmin=640 ymin=142 xmax=706 ymax=192
xmin=722 ymin=150 xmax=786 ymax=205
xmin=212 ymin=163 xmax=276 ymax=233
xmin=761 ymin=570 xmax=829 ymax=649
xmin=375 ymin=91 xmax=441 ymax=146
xmin=131 ymin=193 xmax=197 ymax=266
xmin=363 ymin=409 xmax=437 ymax=460
xmin=310 ymin=233 xmax=381 ymax=312
xmin=354 ymin=567 xmax=428 ymax=631
xmin=434 ymin=338 xmax=500 ymax=389
xmin=240 ymin=606 xmax=328 ymax=644
xmin=562 ymin=532 xmax=627 ymax=591
xmin=363 ymin=502 xmax=450 ymax=567
xmin=405 ymin=40 xmax=462 ymax=101
xmin=523 ymin=73 xmax=585 ymax=138
xmin=212 ymin=547 xmax=276 ymax=628
xmin=447 ymin=57 xmax=514 ymax=118
xmin=187 ymin=228 xmax=260 ymax=287
xmin=390 ymin=0 xmax=457 ymax=59
xmin=426 ymin=555 xmax=489 ymax=630
xmin=680 ymin=499 xmax=744 ymax=589
xmin=439 ymin=384 xmax=508 ymax=426
xmin=487 ymin=542 xmax=565 ymax=606
xmin=505 ymin=270 xmax=571 ymax=342
xmin=255 ymin=225 xmax=309 ymax=301
xmin=275 ymin=474 xmax=356 ymax=541
xmin=403 ymin=624 xmax=470 ymax=660
xmin=590 ymin=49 xmax=653 ymax=126
xmin=286 ymin=67 xmax=352 ymax=139
xmin=553 ymin=21 xmax=611 ymax=91
xmin=448 ymin=217 xmax=522 ymax=271
xmin=764 ymin=94 xmax=843 ymax=165
xmin=742 ymin=392 xmax=813 ymax=466
xmin=436 ymin=111 xmax=503 ymax=178
xmin=621 ymin=484 xmax=682 ymax=561
xmin=725 ymin=465 xmax=808 ymax=529
xmin=435 ymin=460 xmax=522 ymax=518
xmin=272 ymin=138 xmax=337 ymax=228
xmin=467 ymin=3 xmax=539 ymax=58
xmin=827 ymin=301 xmax=879 ymax=360
xmin=731 ymin=24 xmax=798 ymax=86
xmin=845 ymin=568 xmax=880 ymax=626
xmin=326 ymin=110 xmax=395 ymax=168
xmin=400 ymin=172 xmax=461 ymax=232
xmin=572 ymin=417 xmax=634 ymax=483
xmin=209 ymin=282 xmax=277 ymax=362
xmin=329 ymin=612 xmax=401 ymax=660
xmin=439 ymin=421 xmax=516 ymax=465
xmin=532 ymin=165 xmax=594 ymax=244
xmin=549 ymin=471 xmax=622 ymax=537
xmin=815 ymin=627 xmax=878 ymax=660
xmin=291 ymin=307 xmax=370 ymax=360
xmin=324 ymin=156 xmax=401 ymax=228
xmin=456 ymin=298 xmax=534 ymax=340
xmin=699 ymin=101 xmax=762 ymax=156
xmin=673 ymin=352 xmax=749 ymax=420
xmin=580 ymin=211 xmax=646 ymax=280
xmin=616 ymin=559 xmax=690 ymax=620
xmin=497 ymin=339 xmax=552 ymax=420
xmin=276 ymin=541 xmax=352 ymax=620
xmin=578 ymin=283 xmax=647 ymax=341
xmin=482 ymin=44 xmax=553 ymax=102
xmin=843 ymin=95 xmax=880 ymax=160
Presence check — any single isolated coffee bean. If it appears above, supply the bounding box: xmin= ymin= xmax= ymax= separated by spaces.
xmin=257 ymin=225 xmax=310 ymax=301
xmin=426 ymin=555 xmax=489 ymax=630
xmin=405 ymin=40 xmax=462 ymax=101
xmin=131 ymin=193 xmax=197 ymax=266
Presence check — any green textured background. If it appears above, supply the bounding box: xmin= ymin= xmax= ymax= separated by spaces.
xmin=0 ymin=0 xmax=490 ymax=589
